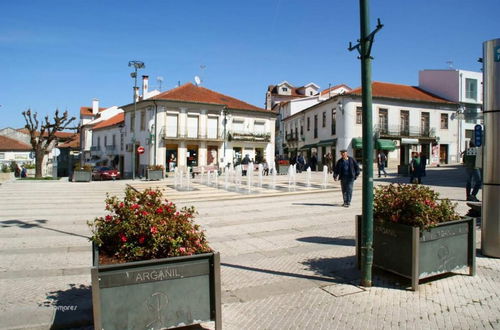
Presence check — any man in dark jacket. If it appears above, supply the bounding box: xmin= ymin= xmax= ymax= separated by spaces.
xmin=333 ymin=149 xmax=361 ymax=207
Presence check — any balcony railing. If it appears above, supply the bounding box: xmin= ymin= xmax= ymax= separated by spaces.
xmin=90 ymin=146 xmax=101 ymax=151
xmin=105 ymin=145 xmax=117 ymax=152
xmin=161 ymin=126 xmax=223 ymax=141
xmin=374 ymin=124 xmax=435 ymax=138
xmin=228 ymin=131 xmax=271 ymax=142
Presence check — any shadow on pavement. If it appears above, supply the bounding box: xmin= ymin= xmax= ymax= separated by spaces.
xmin=0 ymin=219 xmax=89 ymax=239
xmin=297 ymin=236 xmax=355 ymax=246
xmin=292 ymin=202 xmax=336 ymax=207
xmin=39 ymin=284 xmax=93 ymax=329
xmin=376 ymin=165 xmax=467 ymax=189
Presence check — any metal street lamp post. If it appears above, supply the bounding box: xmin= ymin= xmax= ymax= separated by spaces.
xmin=222 ymin=106 xmax=229 ymax=166
xmin=128 ymin=60 xmax=145 ymax=180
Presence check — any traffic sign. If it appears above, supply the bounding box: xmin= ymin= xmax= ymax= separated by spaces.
xmin=474 ymin=124 xmax=482 ymax=147
xmin=137 ymin=146 xmax=145 ymax=154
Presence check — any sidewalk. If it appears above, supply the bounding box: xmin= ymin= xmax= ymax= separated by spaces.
xmin=0 ymin=166 xmax=497 ymax=329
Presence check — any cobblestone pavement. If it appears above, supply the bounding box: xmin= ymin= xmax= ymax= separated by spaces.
xmin=0 ymin=165 xmax=498 ymax=329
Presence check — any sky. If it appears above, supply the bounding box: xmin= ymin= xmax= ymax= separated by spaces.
xmin=1 ymin=0 xmax=498 ymax=129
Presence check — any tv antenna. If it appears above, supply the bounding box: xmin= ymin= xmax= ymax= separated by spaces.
xmin=446 ymin=60 xmax=454 ymax=69
xmin=157 ymin=76 xmax=164 ymax=91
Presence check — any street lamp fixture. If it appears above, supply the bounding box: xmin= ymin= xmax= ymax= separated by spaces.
xmin=128 ymin=60 xmax=145 ymax=180
xmin=222 ymin=106 xmax=229 ymax=166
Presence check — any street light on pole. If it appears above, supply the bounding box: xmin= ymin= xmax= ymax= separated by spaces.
xmin=128 ymin=60 xmax=145 ymax=180
xmin=222 ymin=106 xmax=229 ymax=166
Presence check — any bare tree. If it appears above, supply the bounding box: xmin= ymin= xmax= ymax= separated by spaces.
xmin=22 ymin=109 xmax=77 ymax=178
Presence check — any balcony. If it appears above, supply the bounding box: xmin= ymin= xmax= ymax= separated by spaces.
xmin=161 ymin=126 xmax=224 ymax=142
xmin=374 ymin=124 xmax=436 ymax=138
xmin=228 ymin=131 xmax=271 ymax=142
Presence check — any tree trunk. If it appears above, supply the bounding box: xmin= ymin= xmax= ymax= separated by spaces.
xmin=35 ymin=150 xmax=44 ymax=178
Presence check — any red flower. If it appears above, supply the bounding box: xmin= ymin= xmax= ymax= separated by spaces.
xmin=141 ymin=211 xmax=149 ymax=216
xmin=148 ymin=191 xmax=156 ymax=196
xmin=179 ymin=247 xmax=186 ymax=254
xmin=138 ymin=235 xmax=146 ymax=244
xmin=119 ymin=233 xmax=127 ymax=242
xmin=156 ymin=207 xmax=163 ymax=214
xmin=119 ymin=202 xmax=124 ymax=208
xmin=130 ymin=204 xmax=140 ymax=210
xmin=105 ymin=215 xmax=113 ymax=222
xmin=150 ymin=226 xmax=158 ymax=234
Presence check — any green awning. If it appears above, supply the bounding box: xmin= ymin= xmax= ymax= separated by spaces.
xmin=299 ymin=144 xmax=317 ymax=150
xmin=317 ymin=138 xmax=337 ymax=146
xmin=376 ymin=139 xmax=396 ymax=151
xmin=351 ymin=137 xmax=363 ymax=149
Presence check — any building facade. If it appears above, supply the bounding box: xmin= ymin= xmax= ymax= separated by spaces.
xmin=283 ymin=82 xmax=459 ymax=170
xmin=120 ymin=82 xmax=276 ymax=178
xmin=419 ymin=69 xmax=483 ymax=158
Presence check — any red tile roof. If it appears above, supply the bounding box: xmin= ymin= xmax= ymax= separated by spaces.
xmin=93 ymin=113 xmax=124 ymax=130
xmin=349 ymin=82 xmax=455 ymax=104
xmin=80 ymin=106 xmax=107 ymax=116
xmin=17 ymin=128 xmax=76 ymax=139
xmin=152 ymin=83 xmax=266 ymax=112
xmin=0 ymin=135 xmax=32 ymax=151
xmin=58 ymin=133 xmax=80 ymax=149
xmin=320 ymin=84 xmax=352 ymax=95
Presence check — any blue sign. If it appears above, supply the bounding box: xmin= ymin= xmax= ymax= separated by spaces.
xmin=495 ymin=46 xmax=500 ymax=62
xmin=474 ymin=124 xmax=483 ymax=147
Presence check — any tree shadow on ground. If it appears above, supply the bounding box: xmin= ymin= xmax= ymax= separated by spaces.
xmin=39 ymin=284 xmax=93 ymax=329
xmin=297 ymin=236 xmax=355 ymax=246
xmin=375 ymin=165 xmax=467 ymax=189
xmin=0 ymin=219 xmax=89 ymax=239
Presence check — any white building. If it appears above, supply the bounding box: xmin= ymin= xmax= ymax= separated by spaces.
xmin=267 ymin=81 xmax=351 ymax=157
xmin=283 ymin=82 xmax=459 ymax=170
xmin=90 ymin=113 xmax=125 ymax=171
xmin=120 ymin=81 xmax=276 ymax=178
xmin=419 ymin=69 xmax=483 ymax=159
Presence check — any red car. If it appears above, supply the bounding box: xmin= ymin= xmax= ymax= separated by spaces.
xmin=92 ymin=166 xmax=121 ymax=180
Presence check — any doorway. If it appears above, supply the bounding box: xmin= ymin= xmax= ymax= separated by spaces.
xmin=166 ymin=145 xmax=178 ymax=172
xmin=187 ymin=145 xmax=198 ymax=168
xmin=439 ymin=144 xmax=448 ymax=164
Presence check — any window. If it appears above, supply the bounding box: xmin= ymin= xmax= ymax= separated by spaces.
xmin=295 ymin=127 xmax=298 ymax=139
xmin=140 ymin=111 xmax=146 ymax=131
xmin=187 ymin=116 xmax=199 ymax=138
xmin=207 ymin=117 xmax=218 ymax=139
xmin=440 ymin=113 xmax=449 ymax=129
xmin=97 ymin=136 xmax=101 ymax=149
xmin=378 ymin=108 xmax=388 ymax=133
xmin=104 ymin=136 xmax=107 ymax=146
xmin=310 ymin=91 xmax=313 ymax=95
xmin=0 ymin=152 xmax=5 ymax=160
xmin=421 ymin=112 xmax=430 ymax=135
xmin=356 ymin=107 xmax=363 ymax=124
xmin=464 ymin=105 xmax=478 ymax=124
xmin=130 ymin=113 xmax=135 ymax=133
xmin=233 ymin=120 xmax=244 ymax=133
xmin=254 ymin=122 xmax=265 ymax=134
xmin=400 ymin=110 xmax=409 ymax=135
xmin=166 ymin=114 xmax=178 ymax=137
xmin=282 ymin=87 xmax=288 ymax=92
xmin=314 ymin=114 xmax=318 ymax=139
xmin=300 ymin=125 xmax=303 ymax=136
xmin=112 ymin=134 xmax=116 ymax=146
xmin=322 ymin=112 xmax=326 ymax=128
xmin=331 ymin=109 xmax=336 ymax=135
xmin=307 ymin=117 xmax=310 ymax=131
xmin=465 ymin=78 xmax=477 ymax=100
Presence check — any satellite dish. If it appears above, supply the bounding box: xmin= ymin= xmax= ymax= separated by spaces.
xmin=194 ymin=75 xmax=201 ymax=86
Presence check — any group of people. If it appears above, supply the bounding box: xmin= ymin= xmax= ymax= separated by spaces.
xmin=409 ymin=151 xmax=427 ymax=184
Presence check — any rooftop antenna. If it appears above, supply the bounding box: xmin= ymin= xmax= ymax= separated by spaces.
xmin=156 ymin=76 xmax=164 ymax=91
xmin=446 ymin=60 xmax=454 ymax=69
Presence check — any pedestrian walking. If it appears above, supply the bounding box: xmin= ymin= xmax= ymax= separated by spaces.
xmin=463 ymin=142 xmax=481 ymax=201
xmin=326 ymin=152 xmax=333 ymax=174
xmin=409 ymin=152 xmax=422 ymax=184
xmin=333 ymin=149 xmax=361 ymax=207
xmin=377 ymin=150 xmax=388 ymax=177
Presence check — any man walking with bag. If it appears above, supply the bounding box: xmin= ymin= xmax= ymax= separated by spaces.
xmin=333 ymin=149 xmax=361 ymax=207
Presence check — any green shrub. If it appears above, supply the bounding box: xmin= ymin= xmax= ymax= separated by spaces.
xmin=374 ymin=184 xmax=460 ymax=231
xmin=88 ymin=187 xmax=212 ymax=263
xmin=1 ymin=164 xmax=11 ymax=173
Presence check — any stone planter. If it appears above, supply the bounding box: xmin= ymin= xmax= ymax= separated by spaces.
xmin=91 ymin=245 xmax=221 ymax=329
xmin=73 ymin=171 xmax=92 ymax=182
xmin=0 ymin=172 xmax=15 ymax=182
xmin=147 ymin=169 xmax=164 ymax=181
xmin=356 ymin=216 xmax=476 ymax=290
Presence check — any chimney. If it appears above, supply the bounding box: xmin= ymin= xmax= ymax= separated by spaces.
xmin=134 ymin=86 xmax=139 ymax=102
xmin=92 ymin=99 xmax=99 ymax=115
xmin=142 ymin=75 xmax=149 ymax=99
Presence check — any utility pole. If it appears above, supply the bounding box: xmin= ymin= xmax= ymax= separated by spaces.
xmin=128 ymin=60 xmax=145 ymax=180
xmin=348 ymin=0 xmax=383 ymax=287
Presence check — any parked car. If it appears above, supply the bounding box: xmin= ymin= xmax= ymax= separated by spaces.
xmin=92 ymin=166 xmax=120 ymax=180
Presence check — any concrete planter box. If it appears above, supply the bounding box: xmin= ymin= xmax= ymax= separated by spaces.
xmin=73 ymin=171 xmax=92 ymax=182
xmin=356 ymin=216 xmax=476 ymax=290
xmin=91 ymin=245 xmax=221 ymax=329
xmin=147 ymin=169 xmax=164 ymax=181
xmin=0 ymin=172 xmax=15 ymax=182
